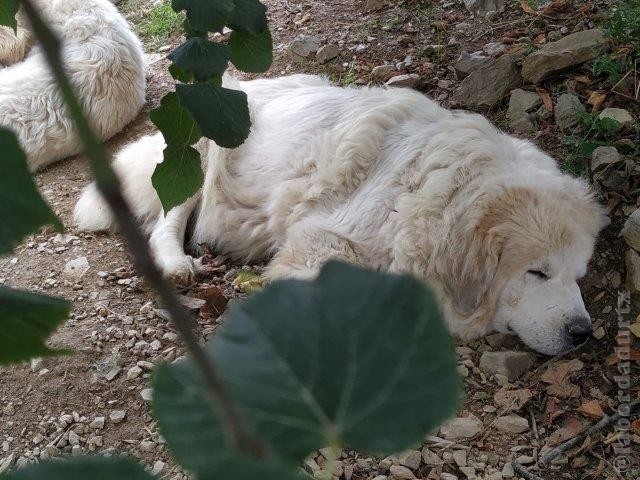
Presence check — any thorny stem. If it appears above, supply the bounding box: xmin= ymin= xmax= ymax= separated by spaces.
xmin=20 ymin=0 xmax=265 ymax=457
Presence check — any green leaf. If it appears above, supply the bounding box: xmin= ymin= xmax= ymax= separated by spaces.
xmin=228 ymin=0 xmax=268 ymax=34
xmin=0 ymin=0 xmax=19 ymax=32
xmin=154 ymin=261 xmax=460 ymax=467
xmin=1 ymin=456 xmax=154 ymax=480
xmin=169 ymin=38 xmax=230 ymax=81
xmin=0 ymin=286 xmax=70 ymax=365
xmin=169 ymin=63 xmax=193 ymax=83
xmin=150 ymin=92 xmax=201 ymax=146
xmin=599 ymin=117 xmax=622 ymax=133
xmin=176 ymin=83 xmax=251 ymax=148
xmin=153 ymin=363 xmax=302 ymax=479
xmin=152 ymin=145 xmax=203 ymax=212
xmin=229 ymin=30 xmax=273 ymax=73
xmin=0 ymin=128 xmax=62 ymax=256
xmin=171 ymin=0 xmax=234 ymax=33
xmin=577 ymin=140 xmax=604 ymax=157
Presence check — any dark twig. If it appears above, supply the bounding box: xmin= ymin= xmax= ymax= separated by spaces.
xmin=540 ymin=400 xmax=640 ymax=465
xmin=19 ymin=0 xmax=265 ymax=457
xmin=512 ymin=461 xmax=544 ymax=480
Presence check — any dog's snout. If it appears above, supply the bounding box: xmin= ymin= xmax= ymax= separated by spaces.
xmin=566 ymin=317 xmax=593 ymax=347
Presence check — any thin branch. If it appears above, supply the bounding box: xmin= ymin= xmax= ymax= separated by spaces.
xmin=540 ymin=400 xmax=640 ymax=465
xmin=511 ymin=461 xmax=544 ymax=480
xmin=19 ymin=0 xmax=265 ymax=458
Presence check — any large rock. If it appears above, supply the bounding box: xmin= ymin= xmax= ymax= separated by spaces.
xmin=522 ymin=29 xmax=605 ymax=83
xmin=464 ymin=0 xmax=505 ymax=14
xmin=453 ymin=52 xmax=490 ymax=79
xmin=598 ymin=108 xmax=635 ymax=128
xmin=591 ymin=146 xmax=621 ymax=172
xmin=554 ymin=93 xmax=586 ymax=130
xmin=626 ymin=249 xmax=640 ymax=292
xmin=622 ymin=208 xmax=640 ymax=251
xmin=452 ymin=55 xmax=521 ymax=108
xmin=479 ymin=351 xmax=536 ymax=381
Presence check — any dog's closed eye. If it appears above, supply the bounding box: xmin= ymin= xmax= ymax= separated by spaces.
xmin=527 ymin=269 xmax=548 ymax=280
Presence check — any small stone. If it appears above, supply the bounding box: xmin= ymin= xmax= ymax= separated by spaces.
xmin=316 ymin=44 xmax=339 ymax=64
xmin=67 ymin=431 xmax=80 ymax=446
xmin=440 ymin=415 xmax=483 ymax=440
xmin=385 ymin=74 xmax=421 ymax=88
xmin=89 ymin=417 xmax=105 ymax=429
xmin=555 ymin=93 xmax=585 ymax=130
xmin=453 ymin=450 xmax=467 ymax=467
xmin=592 ymin=326 xmax=606 ymax=340
xmin=139 ymin=440 xmax=156 ymax=452
xmin=389 ymin=465 xmax=416 ymax=480
xmin=591 ymin=146 xmax=621 ymax=172
xmin=126 ymin=366 xmax=143 ymax=380
xmin=289 ymin=35 xmax=321 ymax=60
xmin=622 ymin=208 xmax=640 ymax=251
xmin=483 ymin=42 xmax=506 ymax=57
xmin=140 ymin=388 xmax=153 ymax=402
xmin=365 ymin=0 xmax=385 ymax=11
xmin=440 ymin=473 xmax=459 ymax=480
xmin=453 ymin=52 xmax=490 ymax=79
xmin=502 ymin=462 xmax=515 ymax=477
xmin=494 ymin=414 xmax=530 ymax=433
xmin=177 ymin=295 xmax=206 ymax=311
xmin=452 ymin=55 xmax=521 ymax=108
xmin=151 ymin=460 xmax=165 ymax=476
xmin=598 ymin=108 xmax=634 ymax=128
xmin=464 ymin=0 xmax=505 ymax=15
xmin=63 ymin=257 xmax=90 ymax=280
xmin=399 ymin=450 xmax=422 ymax=470
xmin=371 ymin=64 xmax=396 ymax=81
xmin=30 ymin=358 xmax=43 ymax=372
xmin=507 ymin=89 xmax=542 ymax=118
xmin=479 ymin=351 xmax=536 ymax=381
xmin=109 ymin=410 xmax=126 ymax=424
xmin=104 ymin=366 xmax=121 ymax=381
xmin=485 ymin=332 xmax=520 ymax=349
xmin=625 ymin=249 xmax=640 ymax=293
xmin=459 ymin=466 xmax=476 ymax=479
xmin=71 ymin=445 xmax=82 ymax=456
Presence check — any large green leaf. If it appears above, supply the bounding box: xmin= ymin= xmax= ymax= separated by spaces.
xmin=171 ymin=0 xmax=234 ymax=33
xmin=0 ymin=286 xmax=70 ymax=365
xmin=228 ymin=0 xmax=268 ymax=34
xmin=0 ymin=0 xmax=19 ymax=32
xmin=149 ymin=92 xmax=201 ymax=146
xmin=152 ymin=144 xmax=203 ymax=212
xmin=176 ymin=84 xmax=251 ymax=148
xmin=0 ymin=128 xmax=62 ymax=255
xmin=154 ymin=261 xmax=460 ymax=467
xmin=1 ymin=456 xmax=154 ymax=480
xmin=229 ymin=30 xmax=273 ymax=73
xmin=211 ymin=261 xmax=461 ymax=458
xmin=153 ymin=363 xmax=302 ymax=479
xmin=169 ymin=38 xmax=230 ymax=81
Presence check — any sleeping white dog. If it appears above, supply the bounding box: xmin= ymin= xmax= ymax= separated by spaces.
xmin=75 ymin=74 xmax=608 ymax=355
xmin=0 ymin=0 xmax=145 ymax=171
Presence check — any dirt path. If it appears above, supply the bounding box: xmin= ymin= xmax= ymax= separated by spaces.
xmin=1 ymin=1 xmax=638 ymax=479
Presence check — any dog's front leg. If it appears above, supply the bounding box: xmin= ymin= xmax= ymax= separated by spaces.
xmin=149 ymin=195 xmax=200 ymax=286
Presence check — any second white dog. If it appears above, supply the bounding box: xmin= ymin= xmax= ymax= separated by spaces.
xmin=0 ymin=0 xmax=145 ymax=171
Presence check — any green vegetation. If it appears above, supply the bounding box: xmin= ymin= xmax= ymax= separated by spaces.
xmin=123 ymin=1 xmax=184 ymax=49
xmin=562 ymin=112 xmax=623 ymax=173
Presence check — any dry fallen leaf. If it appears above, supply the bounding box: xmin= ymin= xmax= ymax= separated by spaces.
xmin=534 ymin=33 xmax=546 ymax=44
xmin=547 ymin=382 xmax=581 ymax=399
xmin=537 ymin=88 xmax=553 ymax=111
xmin=545 ymin=396 xmax=565 ymax=424
xmin=630 ymin=322 xmax=640 ymax=338
xmin=587 ymin=91 xmax=606 ymax=111
xmin=541 ymin=359 xmax=584 ymax=384
xmin=547 ymin=417 xmax=585 ymax=447
xmin=494 ymin=387 xmax=534 ymax=412
xmin=198 ymin=285 xmax=229 ymax=316
xmin=577 ymin=399 xmax=604 ymax=419
xmin=520 ymin=0 xmax=536 ymax=14
xmin=541 ymin=0 xmax=570 ymax=15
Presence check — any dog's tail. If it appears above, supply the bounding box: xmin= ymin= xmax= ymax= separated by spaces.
xmin=74 ymin=133 xmax=165 ymax=233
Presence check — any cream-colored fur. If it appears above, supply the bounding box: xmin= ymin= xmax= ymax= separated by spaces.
xmin=75 ymin=74 xmax=608 ymax=355
xmin=0 ymin=0 xmax=145 ymax=171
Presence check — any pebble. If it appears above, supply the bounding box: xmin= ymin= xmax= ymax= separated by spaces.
xmin=399 ymin=450 xmax=422 ymax=470
xmin=494 ymin=414 xmax=530 ymax=433
xmin=440 ymin=415 xmax=483 ymax=440
xmin=371 ymin=64 xmax=396 ymax=81
xmin=109 ymin=410 xmax=126 ymax=424
xmin=625 ymin=249 xmax=640 ymax=292
xmin=140 ymin=388 xmax=153 ymax=402
xmin=598 ymin=108 xmax=634 ymax=128
xmin=126 ymin=366 xmax=143 ymax=380
xmin=316 ymin=44 xmax=340 ymax=64
xmin=622 ymin=208 xmax=640 ymax=251
xmin=104 ymin=366 xmax=122 ymax=381
xmin=63 ymin=257 xmax=90 ymax=280
xmin=89 ymin=417 xmax=105 ymax=429
xmin=389 ymin=465 xmax=415 ymax=480
xmin=591 ymin=146 xmax=621 ymax=172
xmin=479 ymin=351 xmax=535 ymax=382
xmin=385 ymin=74 xmax=421 ymax=88
xmin=554 ymin=93 xmax=585 ymax=130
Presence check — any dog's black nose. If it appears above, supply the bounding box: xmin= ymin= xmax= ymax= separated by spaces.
xmin=566 ymin=319 xmax=593 ymax=347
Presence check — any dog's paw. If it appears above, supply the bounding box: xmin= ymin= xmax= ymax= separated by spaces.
xmin=158 ymin=255 xmax=196 ymax=286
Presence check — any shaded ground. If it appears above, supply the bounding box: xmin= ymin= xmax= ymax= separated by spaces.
xmin=0 ymin=0 xmax=638 ymax=479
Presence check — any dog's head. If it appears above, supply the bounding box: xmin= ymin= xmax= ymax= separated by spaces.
xmin=436 ymin=176 xmax=608 ymax=355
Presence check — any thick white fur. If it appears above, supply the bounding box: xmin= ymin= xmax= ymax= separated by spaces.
xmin=0 ymin=0 xmax=145 ymax=171
xmin=76 ymin=74 xmax=608 ymax=355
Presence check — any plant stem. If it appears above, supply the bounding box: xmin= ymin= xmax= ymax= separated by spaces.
xmin=19 ymin=0 xmax=265 ymax=457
